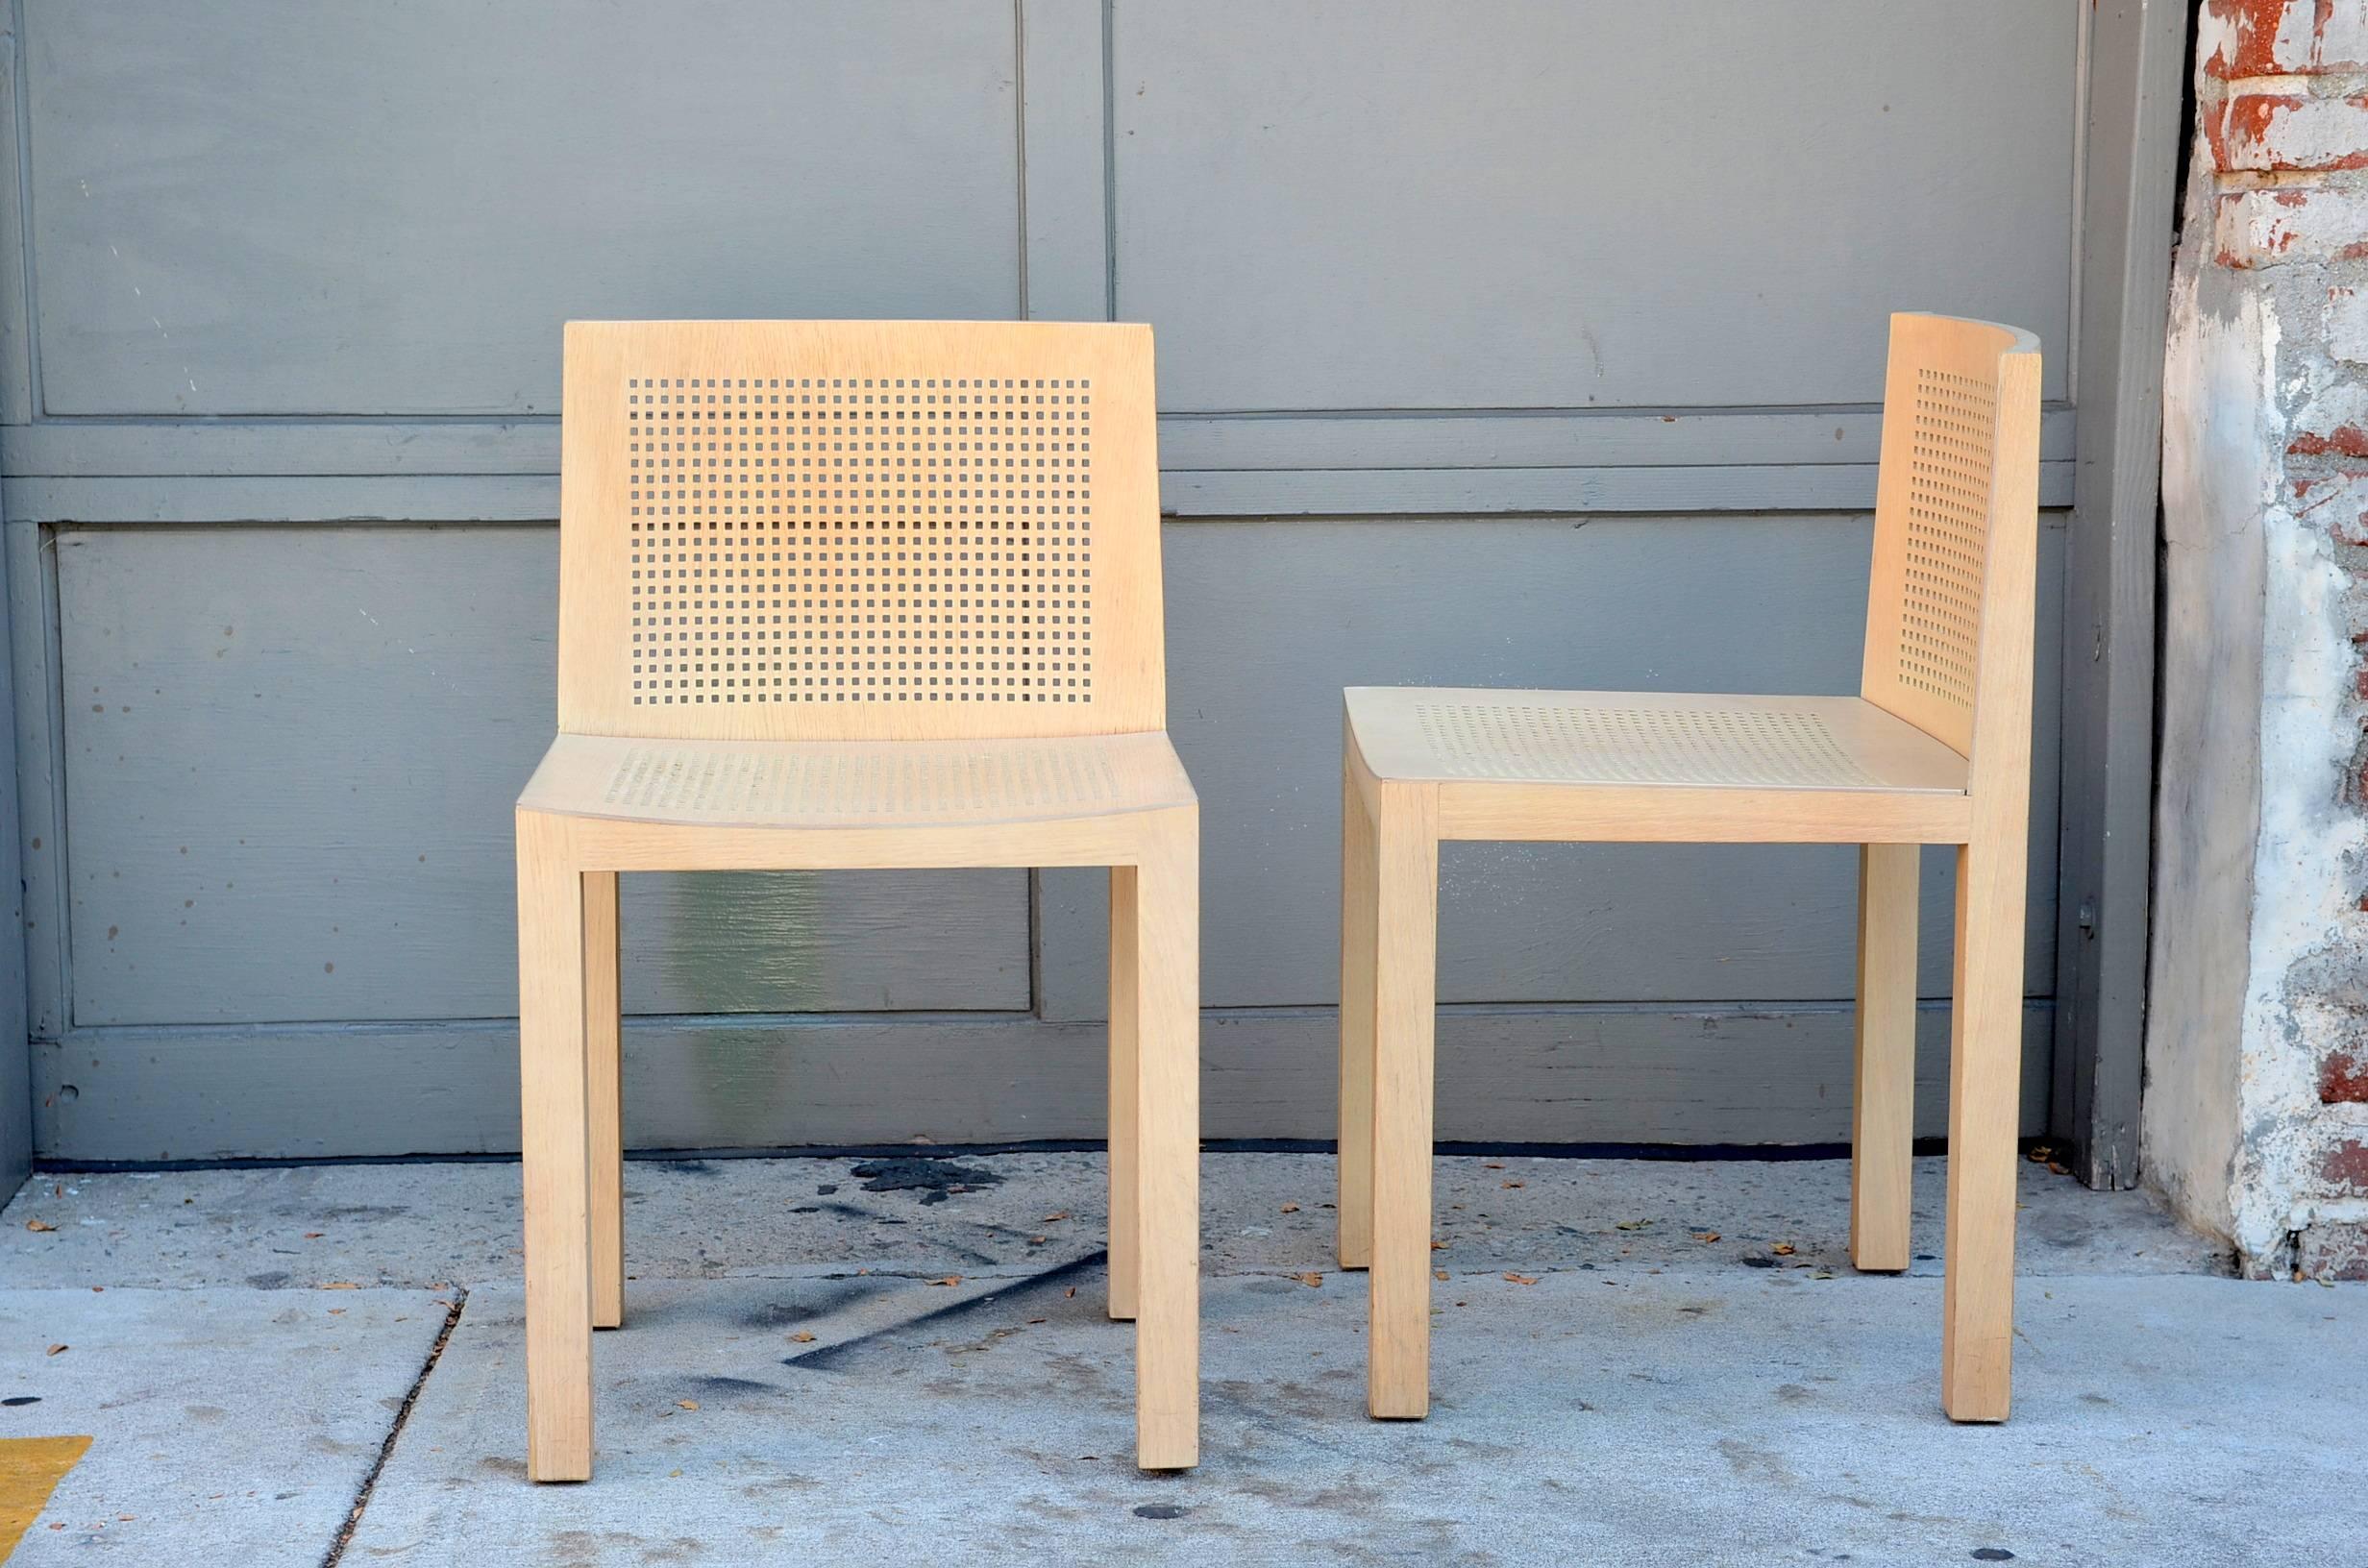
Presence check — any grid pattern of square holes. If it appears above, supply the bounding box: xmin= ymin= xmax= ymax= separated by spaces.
xmin=1898 ymin=367 xmax=1995 ymax=713
xmin=1411 ymin=702 xmax=1881 ymax=789
xmin=599 ymin=742 xmax=1121 ymax=821
xmin=625 ymin=375 xmax=1093 ymax=707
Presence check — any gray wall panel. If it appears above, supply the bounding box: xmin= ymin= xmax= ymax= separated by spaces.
xmin=6 ymin=2 xmax=2101 ymax=1158
xmin=55 ymin=527 xmax=1028 ymax=1025
xmin=1114 ymin=0 xmax=2076 ymax=411
xmin=26 ymin=0 xmax=1023 ymax=415
xmin=31 ymin=1002 xmax=2052 ymax=1162
xmin=1044 ymin=514 xmax=2065 ymax=1017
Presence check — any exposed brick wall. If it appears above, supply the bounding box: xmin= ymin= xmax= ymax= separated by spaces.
xmin=2153 ymin=2 xmax=2368 ymax=1280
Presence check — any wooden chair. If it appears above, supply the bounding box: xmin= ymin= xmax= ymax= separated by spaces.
xmin=1338 ymin=313 xmax=2041 ymax=1423
xmin=514 ymin=320 xmax=1198 ymax=1481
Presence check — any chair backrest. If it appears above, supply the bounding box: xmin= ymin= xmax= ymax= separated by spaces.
xmin=555 ymin=320 xmax=1164 ymax=741
xmin=1859 ymin=312 xmax=2042 ymax=788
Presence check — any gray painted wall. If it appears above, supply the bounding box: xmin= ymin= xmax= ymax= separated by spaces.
xmin=0 ymin=1 xmax=2089 ymax=1160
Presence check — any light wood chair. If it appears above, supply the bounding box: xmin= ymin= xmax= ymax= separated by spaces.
xmin=1338 ymin=313 xmax=2041 ymax=1424
xmin=514 ymin=320 xmax=1198 ymax=1481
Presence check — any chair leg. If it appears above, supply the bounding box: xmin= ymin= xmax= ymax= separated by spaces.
xmin=1850 ymin=844 xmax=1919 ymax=1273
xmin=1338 ymin=749 xmax=1377 ymax=1270
xmin=517 ymin=815 xmax=593 ymax=1482
xmin=1367 ymin=783 xmax=1440 ymax=1420
xmin=1130 ymin=814 xmax=1199 ymax=1470
xmin=585 ymin=870 xmax=624 ymax=1330
xmin=1108 ymin=864 xmax=1141 ymax=1323
xmin=1942 ymin=837 xmax=2026 ymax=1421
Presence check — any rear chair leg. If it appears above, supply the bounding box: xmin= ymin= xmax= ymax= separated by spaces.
xmin=1339 ymin=744 xmax=1378 ymax=1270
xmin=1367 ymin=783 xmax=1440 ymax=1420
xmin=585 ymin=870 xmax=624 ymax=1329
xmin=1108 ymin=864 xmax=1141 ymax=1323
xmin=1130 ymin=816 xmax=1199 ymax=1469
xmin=1850 ymin=844 xmax=1919 ymax=1272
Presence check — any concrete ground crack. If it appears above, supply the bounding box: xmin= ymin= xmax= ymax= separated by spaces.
xmin=319 ymin=1286 xmax=466 ymax=1568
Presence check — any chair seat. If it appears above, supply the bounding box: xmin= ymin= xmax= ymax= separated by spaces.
xmin=1344 ymin=687 xmax=1971 ymax=844
xmin=520 ymin=730 xmax=1196 ymax=831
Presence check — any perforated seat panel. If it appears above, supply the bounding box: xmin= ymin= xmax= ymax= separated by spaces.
xmin=1345 ymin=688 xmax=1967 ymax=796
xmin=519 ymin=730 xmax=1194 ymax=830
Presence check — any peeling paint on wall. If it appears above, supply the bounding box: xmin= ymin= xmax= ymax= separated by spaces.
xmin=2149 ymin=0 xmax=2368 ymax=1279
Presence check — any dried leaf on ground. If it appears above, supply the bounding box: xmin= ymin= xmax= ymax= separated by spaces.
xmin=788 ymin=1332 xmax=816 ymax=1343
xmin=1501 ymin=1181 xmax=1525 ymax=1189
xmin=1434 ymin=1270 xmax=1449 ymax=1282
xmin=44 ymin=1343 xmax=66 ymax=1356
xmin=676 ymin=1399 xmax=699 ymax=1410
xmin=1616 ymin=1220 xmax=1651 ymax=1232
xmin=321 ymin=1281 xmax=360 ymax=1289
xmin=1296 ymin=1272 xmax=1322 ymax=1287
xmin=1503 ymin=1272 xmax=1539 ymax=1286
xmin=1042 ymin=1212 xmax=1070 ymax=1223
xmin=1693 ymin=1231 xmax=1721 ymax=1243
xmin=1279 ymin=1203 xmax=1300 ymax=1213
xmin=24 ymin=1219 xmax=55 ymax=1233
xmin=930 ymin=1276 xmax=962 ymax=1287
xmin=1770 ymin=1242 xmax=1796 ymax=1257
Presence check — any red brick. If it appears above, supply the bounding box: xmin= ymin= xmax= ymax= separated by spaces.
xmin=2213 ymin=93 xmax=2368 ymax=173
xmin=2323 ymin=1048 xmax=2368 ymax=1102
xmin=2206 ymin=0 xmax=2368 ymax=77
xmin=2324 ymin=1138 xmax=2368 ymax=1191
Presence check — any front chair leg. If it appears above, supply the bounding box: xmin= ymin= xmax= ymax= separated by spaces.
xmin=517 ymin=813 xmax=594 ymax=1482
xmin=1850 ymin=844 xmax=1919 ymax=1272
xmin=1367 ymin=782 xmax=1440 ymax=1420
xmin=1131 ymin=814 xmax=1199 ymax=1469
xmin=1942 ymin=837 xmax=2025 ymax=1421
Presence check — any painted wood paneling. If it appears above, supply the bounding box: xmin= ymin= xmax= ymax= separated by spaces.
xmin=31 ymin=1002 xmax=2051 ymax=1162
xmin=24 ymin=0 xmax=1023 ymax=416
xmin=55 ymin=527 xmax=1028 ymax=1025
xmin=1114 ymin=0 xmax=2076 ymax=411
xmin=1044 ymin=514 xmax=2066 ymax=1017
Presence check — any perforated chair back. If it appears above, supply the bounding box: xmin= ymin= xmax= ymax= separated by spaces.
xmin=1859 ymin=313 xmax=2042 ymax=771
xmin=555 ymin=320 xmax=1164 ymax=742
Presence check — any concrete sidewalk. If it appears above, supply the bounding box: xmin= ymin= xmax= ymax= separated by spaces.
xmin=3 ymin=1151 xmax=2356 ymax=1566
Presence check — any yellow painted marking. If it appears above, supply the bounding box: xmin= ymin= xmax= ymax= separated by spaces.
xmin=0 ymin=1436 xmax=92 ymax=1559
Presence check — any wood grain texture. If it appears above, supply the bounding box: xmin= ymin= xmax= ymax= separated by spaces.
xmin=519 ymin=320 xmax=1200 ymax=1477
xmin=1115 ymin=0 xmax=2072 ymax=410
xmin=1107 ymin=864 xmax=1140 ymax=1322
xmin=584 ymin=870 xmax=623 ymax=1330
xmin=1127 ymin=813 xmax=1199 ymax=1468
xmin=1365 ymin=776 xmax=1439 ymax=1419
xmin=1342 ymin=316 xmax=2046 ymax=1422
xmin=516 ymin=812 xmax=592 ymax=1481
xmin=1850 ymin=844 xmax=1919 ymax=1272
xmin=1336 ymin=720 xmax=1377 ymax=1269
xmin=1942 ymin=339 xmax=2042 ymax=1421
xmin=25 ymin=1 xmax=1022 ymax=416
